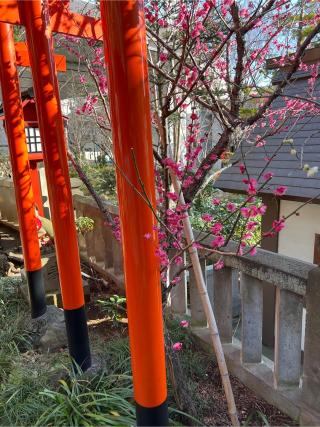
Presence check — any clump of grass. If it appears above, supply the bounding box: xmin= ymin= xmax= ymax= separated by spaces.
xmin=36 ymin=372 xmax=135 ymax=427
xmin=0 ymin=278 xmax=32 ymax=357
xmin=0 ymin=361 xmax=49 ymax=426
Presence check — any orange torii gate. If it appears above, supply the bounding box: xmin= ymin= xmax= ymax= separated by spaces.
xmin=0 ymin=1 xmax=168 ymax=425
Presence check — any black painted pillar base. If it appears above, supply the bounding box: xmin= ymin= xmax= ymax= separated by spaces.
xmin=26 ymin=268 xmax=47 ymax=319
xmin=64 ymin=305 xmax=91 ymax=372
xmin=136 ymin=400 xmax=168 ymax=426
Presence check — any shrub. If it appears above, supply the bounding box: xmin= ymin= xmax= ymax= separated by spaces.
xmin=78 ymin=163 xmax=117 ymax=201
xmin=75 ymin=216 xmax=95 ymax=235
xmin=190 ymin=184 xmax=261 ymax=245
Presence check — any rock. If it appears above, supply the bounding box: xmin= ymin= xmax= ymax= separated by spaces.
xmin=39 ymin=324 xmax=67 ymax=352
xmin=7 ymin=251 xmax=24 ymax=264
xmin=7 ymin=261 xmax=21 ymax=276
xmin=27 ymin=305 xmax=68 ymax=352
xmin=83 ymin=354 xmax=105 ymax=377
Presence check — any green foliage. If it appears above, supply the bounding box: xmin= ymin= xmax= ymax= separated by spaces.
xmin=244 ymin=409 xmax=270 ymax=426
xmin=0 ymin=360 xmax=56 ymax=426
xmin=75 ymin=216 xmax=95 ymax=235
xmin=165 ymin=317 xmax=209 ymax=379
xmin=78 ymin=163 xmax=117 ymax=201
xmin=97 ymin=295 xmax=127 ymax=323
xmin=239 ymin=107 xmax=258 ymax=118
xmin=190 ymin=185 xmax=261 ymax=245
xmin=165 ymin=317 xmax=212 ymax=421
xmin=103 ymin=338 xmax=131 ymax=375
xmin=0 ymin=152 xmax=11 ymax=177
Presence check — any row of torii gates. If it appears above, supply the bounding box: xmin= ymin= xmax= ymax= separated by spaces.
xmin=0 ymin=1 xmax=167 ymax=425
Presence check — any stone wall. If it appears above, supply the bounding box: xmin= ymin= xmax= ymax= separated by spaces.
xmin=0 ymin=178 xmax=18 ymax=227
xmin=73 ymin=194 xmax=124 ymax=290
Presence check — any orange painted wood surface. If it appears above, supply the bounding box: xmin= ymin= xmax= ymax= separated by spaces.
xmin=0 ymin=0 xmax=102 ymax=40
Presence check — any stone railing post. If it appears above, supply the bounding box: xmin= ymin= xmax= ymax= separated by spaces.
xmin=240 ymin=272 xmax=263 ymax=364
xmin=102 ymin=224 xmax=114 ymax=269
xmin=90 ymin=215 xmax=106 ymax=264
xmin=74 ymin=203 xmax=87 ymax=257
xmin=169 ymin=251 xmax=187 ymax=315
xmin=112 ymin=237 xmax=123 ymax=276
xmin=189 ymin=258 xmax=207 ymax=326
xmin=212 ymin=267 xmax=233 ymax=343
xmin=274 ymin=288 xmax=303 ymax=388
xmin=301 ymin=267 xmax=320 ymax=411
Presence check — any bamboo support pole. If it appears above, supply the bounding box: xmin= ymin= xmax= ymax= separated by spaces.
xmin=170 ymin=172 xmax=239 ymax=426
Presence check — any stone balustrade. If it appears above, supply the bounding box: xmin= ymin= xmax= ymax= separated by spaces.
xmin=0 ymin=178 xmax=19 ymax=228
xmin=72 ymin=194 xmax=124 ymax=290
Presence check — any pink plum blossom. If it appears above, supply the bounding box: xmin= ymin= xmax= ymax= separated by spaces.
xmin=180 ymin=320 xmax=189 ymax=328
xmin=263 ymin=172 xmax=274 ymax=181
xmin=214 ymin=259 xmax=224 ymax=270
xmin=226 ymin=202 xmax=237 ymax=212
xmin=243 ymin=178 xmax=258 ymax=195
xmin=239 ymin=163 xmax=246 ymax=174
xmin=171 ymin=276 xmax=181 ymax=285
xmin=211 ymin=222 xmax=223 ymax=234
xmin=172 ymin=342 xmax=183 ymax=351
xmin=246 ymin=221 xmax=259 ymax=231
xmin=159 ymin=52 xmax=168 ymax=62
xmin=272 ymin=219 xmax=285 ymax=232
xmin=192 ymin=242 xmax=203 ymax=249
xmin=240 ymin=207 xmax=251 ymax=218
xmin=249 ymin=247 xmax=257 ymax=256
xmin=211 ymin=235 xmax=225 ymax=248
xmin=274 ymin=186 xmax=287 ymax=196
xmin=257 ymin=204 xmax=267 ymax=215
xmin=201 ymin=213 xmax=213 ymax=222
xmin=166 ymin=192 xmax=178 ymax=201
xmin=174 ymin=256 xmax=183 ymax=265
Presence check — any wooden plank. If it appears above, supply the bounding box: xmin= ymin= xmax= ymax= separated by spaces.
xmin=50 ymin=6 xmax=103 ymax=40
xmin=0 ymin=1 xmax=20 ymax=24
xmin=15 ymin=42 xmax=66 ymax=71
xmin=0 ymin=0 xmax=103 ymax=40
xmin=313 ymin=234 xmax=320 ymax=265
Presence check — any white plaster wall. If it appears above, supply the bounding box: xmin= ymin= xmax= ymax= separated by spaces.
xmin=278 ymin=200 xmax=320 ymax=263
xmin=278 ymin=200 xmax=320 ymax=351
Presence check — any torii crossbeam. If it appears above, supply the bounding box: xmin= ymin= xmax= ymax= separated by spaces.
xmin=0 ymin=1 xmax=168 ymax=425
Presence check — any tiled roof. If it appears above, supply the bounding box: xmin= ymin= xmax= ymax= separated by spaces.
xmin=216 ymin=72 xmax=320 ymax=201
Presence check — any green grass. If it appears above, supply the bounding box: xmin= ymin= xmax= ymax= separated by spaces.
xmin=0 ymin=277 xmax=32 ymax=359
